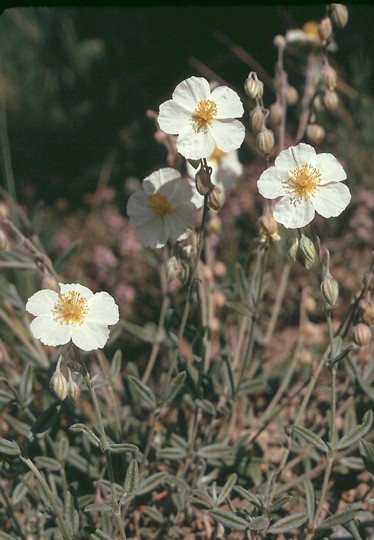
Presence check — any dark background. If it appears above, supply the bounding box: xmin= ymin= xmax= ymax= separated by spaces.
xmin=1 ymin=4 xmax=373 ymax=206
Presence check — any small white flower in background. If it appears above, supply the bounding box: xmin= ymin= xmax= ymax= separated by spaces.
xmin=157 ymin=76 xmax=245 ymax=160
xmin=26 ymin=283 xmax=119 ymax=351
xmin=257 ymin=143 xmax=351 ymax=229
xmin=127 ymin=168 xmax=198 ymax=248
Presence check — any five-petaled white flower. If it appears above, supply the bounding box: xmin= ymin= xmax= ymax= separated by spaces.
xmin=26 ymin=283 xmax=119 ymax=351
xmin=126 ymin=167 xmax=198 ymax=249
xmin=157 ymin=76 xmax=245 ymax=160
xmin=257 ymin=143 xmax=351 ymax=229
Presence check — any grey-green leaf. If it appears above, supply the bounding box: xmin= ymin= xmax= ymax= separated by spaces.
xmin=160 ymin=371 xmax=186 ymax=403
xmin=217 ymin=473 xmax=237 ymax=505
xmin=359 ymin=439 xmax=374 ymax=476
xmin=157 ymin=447 xmax=187 ymax=460
xmin=19 ymin=362 xmax=34 ymax=402
xmin=303 ymin=478 xmax=315 ymax=523
xmin=137 ymin=472 xmax=167 ymax=496
xmin=120 ymin=459 xmax=139 ymax=504
xmin=128 ymin=375 xmax=157 ymax=409
xmin=110 ymin=350 xmax=122 ymax=380
xmin=317 ymin=508 xmax=357 ymax=530
xmin=208 ymin=510 xmax=248 ymax=531
xmin=0 ymin=437 xmax=21 ymax=456
xmin=108 ymin=442 xmax=139 ymax=454
xmin=247 ymin=516 xmax=270 ymax=531
xmin=89 ymin=528 xmax=113 ymax=539
xmin=337 ymin=410 xmax=373 ymax=450
xmin=268 ymin=512 xmax=307 ymax=534
xmin=291 ymin=425 xmax=329 ymax=453
xmin=197 ymin=443 xmax=233 ymax=460
xmin=233 ymin=485 xmax=262 ymax=508
xmin=69 ymin=423 xmax=100 ymax=447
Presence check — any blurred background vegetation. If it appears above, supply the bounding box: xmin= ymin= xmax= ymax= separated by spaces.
xmin=0 ymin=5 xmax=374 ymax=208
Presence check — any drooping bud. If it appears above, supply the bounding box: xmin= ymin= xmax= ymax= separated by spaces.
xmin=323 ymin=89 xmax=339 ymax=111
xmin=42 ymin=274 xmax=60 ymax=292
xmin=50 ymin=356 xmax=68 ymax=401
xmin=321 ymin=64 xmax=337 ymax=90
xmin=257 ymin=128 xmax=274 ymax=154
xmin=257 ymin=214 xmax=281 ymax=243
xmin=296 ymin=234 xmax=316 ymax=269
xmin=352 ymin=323 xmax=371 ymax=347
xmin=269 ymin=102 xmax=283 ymax=126
xmin=320 ymin=273 xmax=339 ymax=307
xmin=306 ymin=123 xmax=325 ymax=144
xmin=244 ymin=72 xmax=264 ymax=100
xmin=285 ymin=234 xmax=299 ymax=261
xmin=188 ymin=159 xmax=201 ymax=170
xmin=207 ymin=186 xmax=225 ymax=212
xmin=361 ymin=301 xmax=374 ymax=326
xmin=68 ymin=369 xmax=80 ymax=403
xmin=206 ymin=214 xmax=222 ymax=235
xmin=286 ymin=85 xmax=299 ymax=106
xmin=166 ymin=256 xmax=189 ymax=283
xmin=330 ymin=4 xmax=348 ymax=29
xmin=318 ymin=17 xmax=333 ymax=42
xmin=250 ymin=106 xmax=266 ymax=132
xmin=195 ymin=167 xmax=212 ymax=196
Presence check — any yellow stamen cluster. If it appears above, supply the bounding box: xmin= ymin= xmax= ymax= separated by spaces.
xmin=286 ymin=163 xmax=321 ymax=204
xmin=192 ymin=99 xmax=217 ymax=132
xmin=148 ymin=193 xmax=173 ymax=218
xmin=53 ymin=291 xmax=88 ymax=325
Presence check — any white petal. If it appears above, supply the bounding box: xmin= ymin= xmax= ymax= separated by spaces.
xmin=209 ymin=119 xmax=245 ymax=153
xmin=87 ymin=292 xmax=119 ymax=325
xmin=60 ymin=283 xmax=93 ymax=300
xmin=177 ymin=126 xmax=216 ymax=159
xmin=172 ymin=76 xmax=210 ymax=108
xmin=30 ymin=316 xmax=71 ymax=346
xmin=257 ymin=167 xmax=287 ymax=199
xmin=160 ymin=178 xmax=195 ymax=206
xmin=214 ymin=168 xmax=237 ymax=191
xmin=145 ymin=168 xmax=181 ymax=192
xmin=135 ymin=217 xmax=169 ymax=248
xmin=26 ymin=289 xmax=58 ymax=316
xmin=127 ymin=192 xmax=155 ymax=227
xmin=313 ymin=182 xmax=351 ymax=218
xmin=158 ymin=100 xmax=192 ymax=134
xmin=273 ymin=195 xmax=315 ymax=228
xmin=211 ymin=86 xmax=244 ymax=118
xmin=166 ymin=204 xmax=195 ymax=241
xmin=314 ymin=153 xmax=347 ymax=184
xmin=275 ymin=143 xmax=316 ymax=170
xmin=70 ymin=322 xmax=110 ymax=351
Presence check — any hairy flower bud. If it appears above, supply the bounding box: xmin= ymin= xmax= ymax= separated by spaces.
xmin=296 ymin=234 xmax=316 ymax=269
xmin=361 ymin=301 xmax=374 ymax=326
xmin=352 ymin=323 xmax=371 ymax=347
xmin=208 ymin=186 xmax=225 ymax=212
xmin=321 ymin=64 xmax=337 ymax=90
xmin=257 ymin=214 xmax=280 ymax=243
xmin=42 ymin=274 xmax=60 ymax=292
xmin=206 ymin=214 xmax=222 ymax=235
xmin=250 ymin=106 xmax=266 ymax=132
xmin=50 ymin=359 xmax=69 ymax=401
xmin=286 ymin=85 xmax=299 ymax=106
xmin=306 ymin=123 xmax=325 ymax=144
xmin=257 ymin=128 xmax=274 ymax=154
xmin=68 ymin=372 xmax=81 ymax=403
xmin=318 ymin=16 xmax=333 ymax=42
xmin=285 ymin=234 xmax=299 ymax=261
xmin=323 ymin=89 xmax=339 ymax=111
xmin=273 ymin=34 xmax=287 ymax=49
xmin=244 ymin=72 xmax=264 ymax=100
xmin=166 ymin=256 xmax=188 ymax=283
xmin=195 ymin=167 xmax=212 ymax=195
xmin=330 ymin=3 xmax=348 ymax=28
xmin=321 ymin=273 xmax=339 ymax=307
xmin=269 ymin=102 xmax=283 ymax=126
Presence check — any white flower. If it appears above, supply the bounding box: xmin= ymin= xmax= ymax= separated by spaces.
xmin=126 ymin=168 xmax=198 ymax=248
xmin=187 ymin=147 xmax=243 ymax=199
xmin=257 ymin=143 xmax=351 ymax=229
xmin=26 ymin=283 xmax=119 ymax=351
xmin=157 ymin=76 xmax=245 ymax=160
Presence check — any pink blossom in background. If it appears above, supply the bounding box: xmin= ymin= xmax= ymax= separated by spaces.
xmin=51 ymin=231 xmax=73 ymax=251
xmin=94 ymin=246 xmax=119 ymax=268
xmin=119 ymin=224 xmax=142 ymax=255
xmin=114 ymin=283 xmax=136 ymax=303
xmin=102 ymin=207 xmax=126 ymax=231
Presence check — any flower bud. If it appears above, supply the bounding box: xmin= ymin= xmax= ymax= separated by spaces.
xmin=195 ymin=167 xmax=212 ymax=195
xmin=306 ymin=123 xmax=325 ymax=144
xmin=296 ymin=234 xmax=316 ymax=269
xmin=273 ymin=34 xmax=287 ymax=49
xmin=285 ymin=234 xmax=299 ymax=261
xmin=0 ymin=203 xmax=9 ymax=220
xmin=286 ymin=85 xmax=299 ymax=106
xmin=362 ymin=301 xmax=374 ymax=326
xmin=321 ymin=64 xmax=337 ymax=90
xmin=244 ymin=72 xmax=264 ymax=100
xmin=330 ymin=4 xmax=348 ymax=28
xmin=250 ymin=106 xmax=266 ymax=132
xmin=0 ymin=228 xmax=9 ymax=250
xmin=323 ymin=89 xmax=339 ymax=111
xmin=166 ymin=256 xmax=188 ymax=283
xmin=207 ymin=186 xmax=225 ymax=212
xmin=257 ymin=128 xmax=274 ymax=154
xmin=352 ymin=323 xmax=371 ymax=347
xmin=68 ymin=371 xmax=81 ymax=403
xmin=269 ymin=102 xmax=283 ymax=126
xmin=257 ymin=214 xmax=280 ymax=243
xmin=42 ymin=274 xmax=60 ymax=291
xmin=50 ymin=360 xmax=68 ymax=401
xmin=320 ymin=273 xmax=339 ymax=307
xmin=188 ymin=159 xmax=201 ymax=170
xmin=206 ymin=214 xmax=222 ymax=235
xmin=318 ymin=17 xmax=333 ymax=42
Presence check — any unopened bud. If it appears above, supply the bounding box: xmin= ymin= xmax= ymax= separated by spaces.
xmin=352 ymin=323 xmax=371 ymax=347
xmin=273 ymin=34 xmax=287 ymax=49
xmin=323 ymin=89 xmax=339 ymax=111
xmin=195 ymin=167 xmax=212 ymax=195
xmin=330 ymin=3 xmax=348 ymax=28
xmin=362 ymin=302 xmax=374 ymax=326
xmin=250 ymin=106 xmax=266 ymax=132
xmin=68 ymin=371 xmax=80 ymax=403
xmin=244 ymin=72 xmax=264 ymax=100
xmin=286 ymin=85 xmax=299 ymax=106
xmin=320 ymin=273 xmax=339 ymax=307
xmin=188 ymin=159 xmax=201 ymax=170
xmin=257 ymin=214 xmax=280 ymax=243
xmin=321 ymin=64 xmax=337 ymax=90
xmin=269 ymin=102 xmax=283 ymax=126
xmin=285 ymin=234 xmax=299 ymax=261
xmin=166 ymin=256 xmax=188 ymax=283
xmin=297 ymin=234 xmax=316 ymax=269
xmin=306 ymin=123 xmax=325 ymax=144
xmin=206 ymin=214 xmax=222 ymax=235
xmin=0 ymin=228 xmax=8 ymax=250
xmin=318 ymin=17 xmax=333 ymax=42
xmin=50 ymin=359 xmax=68 ymax=401
xmin=207 ymin=186 xmax=225 ymax=212
xmin=257 ymin=128 xmax=274 ymax=154
xmin=42 ymin=274 xmax=60 ymax=291
xmin=0 ymin=203 xmax=9 ymax=220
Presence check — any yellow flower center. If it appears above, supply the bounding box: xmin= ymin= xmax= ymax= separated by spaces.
xmin=302 ymin=20 xmax=319 ymax=37
xmin=53 ymin=291 xmax=88 ymax=325
xmin=192 ymin=99 xmax=217 ymax=132
xmin=209 ymin=147 xmax=226 ymax=164
xmin=286 ymin=163 xmax=321 ymax=203
xmin=148 ymin=193 xmax=173 ymax=218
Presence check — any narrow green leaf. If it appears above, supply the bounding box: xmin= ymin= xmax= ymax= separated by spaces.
xmin=34 ymin=456 xmax=62 ymax=471
xmin=195 ymin=399 xmax=215 ymax=416
xmin=238 ymin=378 xmax=269 ymax=396
xmin=326 ymin=346 xmax=353 ymax=368
xmin=303 ymin=478 xmax=315 ymax=523
xmin=165 ymin=474 xmax=189 ymax=491
xmin=137 ymin=472 xmax=167 ymax=496
xmin=0 ymin=437 xmax=21 ymax=456
xmin=128 ymin=375 xmax=157 ymax=409
xmin=12 ymin=472 xmax=33 ymax=505
xmin=110 ymin=350 xmax=122 ymax=380
xmin=233 ymin=485 xmax=262 ymax=509
xmin=65 ymin=489 xmax=79 ymax=535
xmin=317 ymin=508 xmax=357 ymax=530
xmin=235 ymin=262 xmax=248 ymax=301
xmin=217 ymin=473 xmax=238 ymax=505
xmin=269 ymin=495 xmax=293 ymax=513
xmin=160 ymin=371 xmax=186 ymax=403
xmin=197 ymin=443 xmax=233 ymax=460
xmin=54 ymin=240 xmax=81 ymax=271
xmin=69 ymin=423 xmax=100 ymax=447
xmin=268 ymin=512 xmax=307 ymax=534
xmin=28 ymin=401 xmax=61 ymax=440
xmin=0 ymin=531 xmax=17 ymax=540
xmin=188 ymin=488 xmax=213 ymax=508
xmin=359 ymin=439 xmax=374 ymax=475
xmin=337 ymin=410 xmax=373 ymax=450
xmin=89 ymin=527 xmax=113 ymax=539
xmin=247 ymin=516 xmax=270 ymax=531
xmin=19 ymin=362 xmax=34 ymax=401
xmin=85 ymin=503 xmax=113 ymax=513
xmin=142 ymin=505 xmax=164 ymax=524
xmin=122 ymin=320 xmax=156 ymax=343
xmin=292 ymin=425 xmax=329 ymax=453
xmin=208 ymin=510 xmax=248 ymax=531
xmin=157 ymin=447 xmax=187 ymax=460
xmin=108 ymin=442 xmax=139 ymax=454
xmin=226 ymin=301 xmax=251 ymax=316
xmin=120 ymin=459 xmax=139 ymax=504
